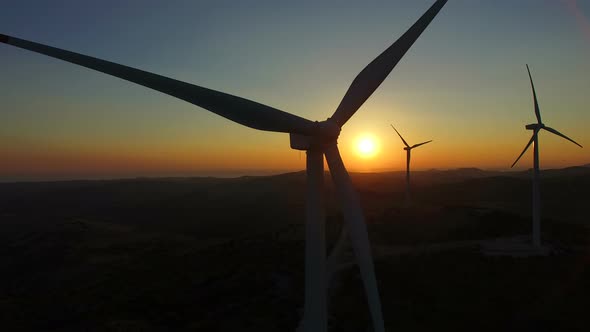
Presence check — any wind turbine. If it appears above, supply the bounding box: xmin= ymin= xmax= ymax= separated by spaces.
xmin=0 ymin=1 xmax=448 ymax=330
xmin=511 ymin=64 xmax=582 ymax=249
xmin=390 ymin=125 xmax=432 ymax=205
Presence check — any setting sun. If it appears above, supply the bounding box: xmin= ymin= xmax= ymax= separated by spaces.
xmin=356 ymin=135 xmax=379 ymax=158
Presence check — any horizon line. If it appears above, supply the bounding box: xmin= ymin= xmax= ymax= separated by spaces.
xmin=2 ymin=163 xmax=589 ymax=184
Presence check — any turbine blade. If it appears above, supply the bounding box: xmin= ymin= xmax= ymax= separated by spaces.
xmin=526 ymin=64 xmax=542 ymax=124
xmin=330 ymin=0 xmax=448 ymax=127
xmin=411 ymin=140 xmax=433 ymax=149
xmin=0 ymin=34 xmax=316 ymax=135
xmin=324 ymin=144 xmax=384 ymax=332
xmin=511 ymin=134 xmax=535 ymax=168
xmin=543 ymin=127 xmax=583 ymax=148
xmin=390 ymin=124 xmax=410 ymax=147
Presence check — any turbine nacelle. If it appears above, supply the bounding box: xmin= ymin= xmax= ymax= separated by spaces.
xmin=525 ymin=123 xmax=544 ymax=130
xmin=290 ymin=119 xmax=341 ymax=151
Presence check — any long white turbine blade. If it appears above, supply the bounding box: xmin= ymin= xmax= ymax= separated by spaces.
xmin=526 ymin=64 xmax=542 ymax=124
xmin=0 ymin=34 xmax=317 ymax=135
xmin=543 ymin=127 xmax=583 ymax=148
xmin=324 ymin=144 xmax=384 ymax=332
xmin=511 ymin=133 xmax=535 ymax=168
xmin=411 ymin=140 xmax=433 ymax=149
xmin=390 ymin=124 xmax=410 ymax=148
xmin=326 ymin=225 xmax=349 ymax=283
xmin=330 ymin=0 xmax=448 ymax=127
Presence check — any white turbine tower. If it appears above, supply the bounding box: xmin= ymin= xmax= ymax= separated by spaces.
xmin=390 ymin=125 xmax=432 ymax=205
xmin=511 ymin=64 xmax=583 ymax=249
xmin=0 ymin=1 xmax=448 ymax=330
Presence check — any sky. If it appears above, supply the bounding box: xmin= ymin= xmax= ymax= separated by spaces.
xmin=1 ymin=0 xmax=589 ymax=181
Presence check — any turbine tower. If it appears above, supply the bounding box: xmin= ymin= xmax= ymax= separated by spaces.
xmin=0 ymin=1 xmax=448 ymax=330
xmin=511 ymin=64 xmax=582 ymax=248
xmin=390 ymin=125 xmax=432 ymax=205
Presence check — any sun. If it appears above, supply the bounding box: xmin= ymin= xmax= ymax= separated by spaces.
xmin=356 ymin=135 xmax=379 ymax=158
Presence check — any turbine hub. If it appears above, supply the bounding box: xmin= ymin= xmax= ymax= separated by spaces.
xmin=316 ymin=118 xmax=341 ymax=139
xmin=525 ymin=123 xmax=544 ymax=130
xmin=290 ymin=119 xmax=341 ymax=150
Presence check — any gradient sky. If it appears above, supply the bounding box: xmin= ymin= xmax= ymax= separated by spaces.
xmin=1 ymin=0 xmax=589 ymax=181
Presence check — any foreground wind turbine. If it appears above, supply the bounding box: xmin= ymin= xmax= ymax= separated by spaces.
xmin=0 ymin=1 xmax=448 ymax=330
xmin=511 ymin=64 xmax=582 ymax=248
xmin=390 ymin=125 xmax=432 ymax=205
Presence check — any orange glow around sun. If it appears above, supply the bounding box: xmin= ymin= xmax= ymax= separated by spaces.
xmin=355 ymin=135 xmax=379 ymax=158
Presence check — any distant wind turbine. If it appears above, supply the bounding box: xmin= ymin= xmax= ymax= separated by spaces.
xmin=0 ymin=1 xmax=449 ymax=330
xmin=511 ymin=64 xmax=583 ymax=248
xmin=391 ymin=124 xmax=432 ymax=205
